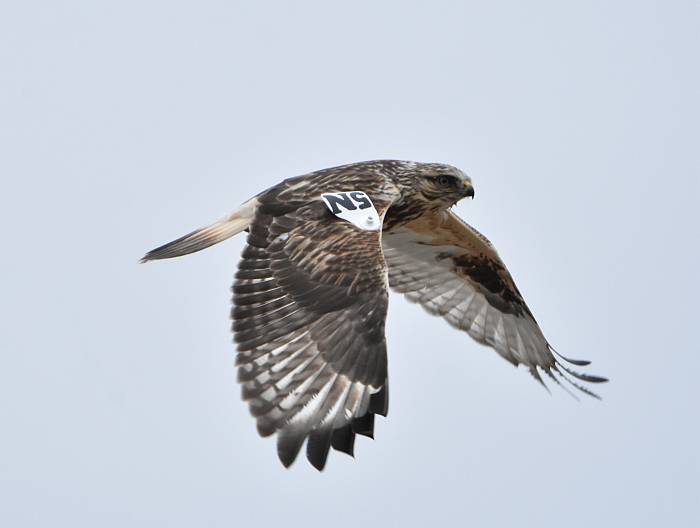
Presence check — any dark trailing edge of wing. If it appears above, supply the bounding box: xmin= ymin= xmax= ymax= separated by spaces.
xmin=277 ymin=384 xmax=389 ymax=470
xmin=539 ymin=348 xmax=608 ymax=401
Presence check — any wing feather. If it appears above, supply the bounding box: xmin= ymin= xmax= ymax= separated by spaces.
xmin=233 ymin=178 xmax=400 ymax=469
xmin=382 ymin=210 xmax=607 ymax=396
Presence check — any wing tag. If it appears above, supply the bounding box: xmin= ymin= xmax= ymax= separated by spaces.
xmin=321 ymin=191 xmax=381 ymax=231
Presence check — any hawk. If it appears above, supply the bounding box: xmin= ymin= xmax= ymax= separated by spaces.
xmin=142 ymin=160 xmax=606 ymax=470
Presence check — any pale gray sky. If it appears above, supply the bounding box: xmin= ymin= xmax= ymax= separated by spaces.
xmin=1 ymin=1 xmax=698 ymax=527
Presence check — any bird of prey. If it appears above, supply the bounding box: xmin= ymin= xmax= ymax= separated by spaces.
xmin=142 ymin=160 xmax=606 ymax=470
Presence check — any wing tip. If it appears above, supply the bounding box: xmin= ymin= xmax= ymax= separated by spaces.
xmin=330 ymin=424 xmax=356 ymax=458
xmin=551 ymin=346 xmax=593 ymax=367
xmin=306 ymin=429 xmax=333 ymax=471
xmin=550 ymin=363 xmax=605 ymax=400
xmin=545 ymin=345 xmax=608 ymax=400
xmin=272 ymin=411 xmax=381 ymax=470
xmin=277 ymin=431 xmax=305 ymax=469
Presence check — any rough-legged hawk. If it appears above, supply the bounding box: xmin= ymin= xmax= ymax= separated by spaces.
xmin=142 ymin=160 xmax=606 ymax=470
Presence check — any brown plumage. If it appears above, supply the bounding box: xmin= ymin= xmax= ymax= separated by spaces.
xmin=142 ymin=160 xmax=607 ymax=470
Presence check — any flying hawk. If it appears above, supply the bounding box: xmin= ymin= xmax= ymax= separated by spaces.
xmin=142 ymin=160 xmax=606 ymax=470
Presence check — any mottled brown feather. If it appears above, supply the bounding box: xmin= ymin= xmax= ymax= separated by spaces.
xmin=382 ymin=209 xmax=607 ymax=395
xmin=232 ymin=168 xmax=401 ymax=469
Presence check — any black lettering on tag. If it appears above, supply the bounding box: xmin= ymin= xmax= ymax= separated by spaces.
xmin=320 ymin=191 xmax=380 ymax=231
xmin=323 ymin=192 xmax=357 ymax=214
xmin=349 ymin=191 xmax=372 ymax=210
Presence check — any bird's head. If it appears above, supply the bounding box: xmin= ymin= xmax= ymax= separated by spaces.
xmin=395 ymin=162 xmax=474 ymax=209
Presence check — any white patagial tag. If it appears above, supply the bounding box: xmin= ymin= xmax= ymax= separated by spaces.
xmin=321 ymin=191 xmax=381 ymax=231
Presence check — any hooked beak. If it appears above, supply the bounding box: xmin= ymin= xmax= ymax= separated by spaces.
xmin=462 ymin=181 xmax=475 ymax=199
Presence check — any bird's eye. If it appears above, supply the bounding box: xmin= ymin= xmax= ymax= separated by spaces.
xmin=436 ymin=175 xmax=452 ymax=186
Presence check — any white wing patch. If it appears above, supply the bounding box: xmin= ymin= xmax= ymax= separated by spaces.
xmin=321 ymin=191 xmax=381 ymax=231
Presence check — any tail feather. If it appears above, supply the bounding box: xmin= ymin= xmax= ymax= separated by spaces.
xmin=141 ymin=198 xmax=257 ymax=262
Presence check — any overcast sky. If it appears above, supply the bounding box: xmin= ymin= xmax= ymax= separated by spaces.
xmin=1 ymin=1 xmax=698 ymax=527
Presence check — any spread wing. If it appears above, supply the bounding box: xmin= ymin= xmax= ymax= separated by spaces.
xmin=233 ymin=182 xmax=399 ymax=470
xmin=382 ymin=210 xmax=607 ymax=397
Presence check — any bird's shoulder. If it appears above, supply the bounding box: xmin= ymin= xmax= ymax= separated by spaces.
xmin=254 ymin=161 xmax=404 ymax=215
